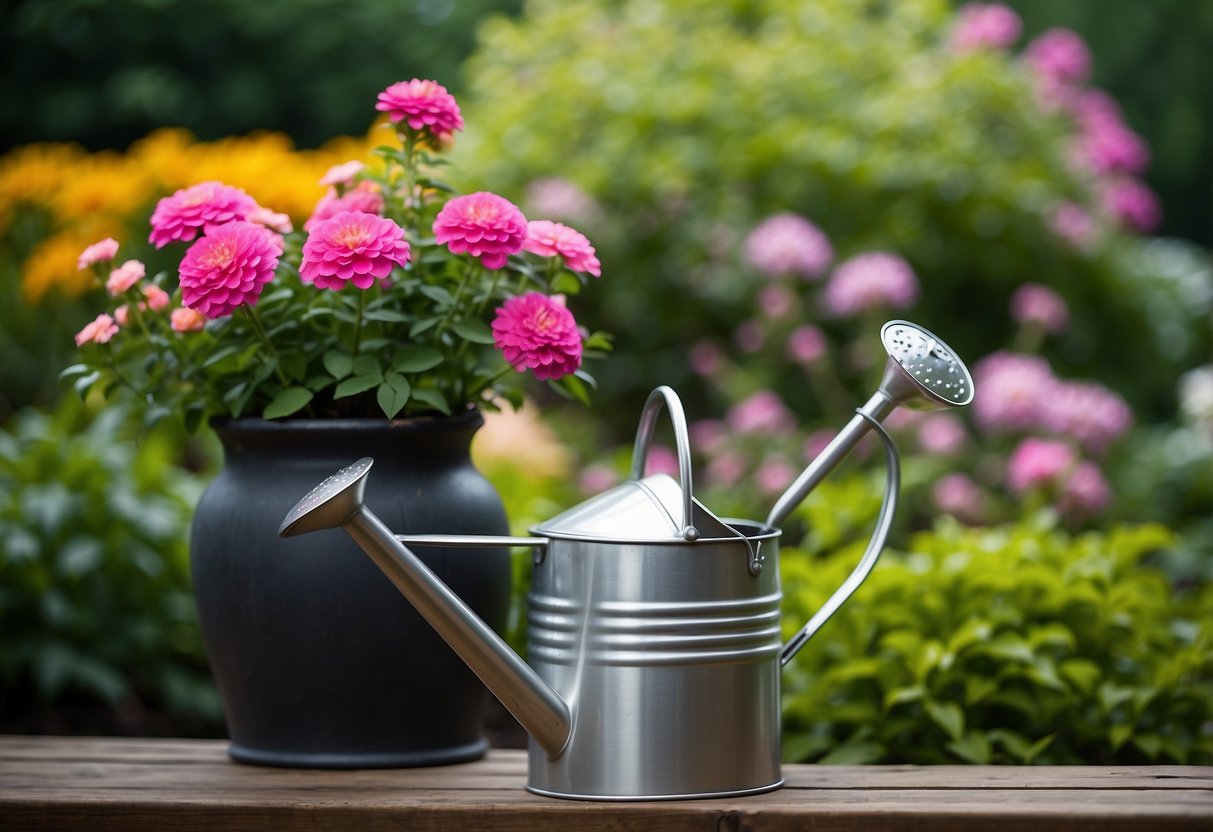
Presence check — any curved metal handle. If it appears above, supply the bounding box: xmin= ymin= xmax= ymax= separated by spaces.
xmin=781 ymin=410 xmax=901 ymax=665
xmin=629 ymin=386 xmax=699 ymax=541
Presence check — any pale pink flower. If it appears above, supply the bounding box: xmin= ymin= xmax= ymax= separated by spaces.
xmin=105 ymin=259 xmax=145 ymax=296
xmin=823 ymin=252 xmax=919 ymax=317
xmin=170 ymin=307 xmax=206 ymax=332
xmin=932 ymin=473 xmax=988 ymax=524
xmin=300 ymin=210 xmax=411 ymax=291
xmin=918 ymin=413 xmax=968 ymax=455
xmin=1006 ymin=437 xmax=1077 ymax=493
xmin=491 ymin=292 xmax=583 ymax=380
xmin=1041 ymin=380 xmax=1133 ymax=454
xmin=114 ymin=305 xmax=130 ymax=327
xmin=642 ymin=444 xmax=680 ymax=478
xmin=179 ymin=220 xmax=282 ymax=318
xmin=524 ymin=177 xmax=602 ymax=225
xmin=689 ymin=419 xmax=728 ymax=454
xmin=375 ymin=79 xmax=464 ymax=140
xmin=707 ymin=451 xmax=747 ymax=488
xmin=319 ymin=160 xmax=366 ymax=189
xmin=248 ymin=206 xmax=293 ymax=234
xmin=579 ymin=464 xmax=620 ymax=495
xmin=304 ymin=182 xmax=384 ymax=232
xmin=433 ymin=192 xmax=528 ymax=270
xmin=727 ymin=390 xmax=795 ymax=435
xmin=743 ymin=213 xmax=834 ymax=280
xmin=758 ymin=285 xmax=795 ymax=319
xmin=689 ymin=339 xmax=725 ymax=377
xmin=950 ymin=3 xmax=1022 ymax=52
xmin=523 ymin=220 xmax=602 ymax=276
xmin=1049 ymin=202 xmax=1096 ymax=249
xmin=1059 ymin=460 xmax=1112 ymax=517
xmin=74 ymin=313 xmax=119 ymax=346
xmin=755 ymin=457 xmax=797 ymax=496
xmin=1101 ymin=177 xmax=1162 ymax=233
xmin=803 ymin=429 xmax=835 ymax=462
xmin=1010 ymin=284 xmax=1069 ymax=334
xmin=149 ymin=181 xmax=258 ymax=248
xmin=77 ymin=237 xmax=119 ymax=270
xmin=733 ymin=319 xmax=765 ymax=354
xmin=141 ymin=284 xmax=170 ymax=311
xmin=786 ymin=325 xmax=826 ymax=364
xmin=1023 ymin=28 xmax=1092 ymax=88
xmin=971 ymin=351 xmax=1055 ymax=435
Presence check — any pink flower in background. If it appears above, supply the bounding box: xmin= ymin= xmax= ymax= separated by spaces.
xmin=1010 ymin=284 xmax=1069 ymax=334
xmin=641 ymin=444 xmax=680 ymax=478
xmin=822 ymin=252 xmax=919 ymax=317
xmin=786 ymin=325 xmax=826 ymax=364
xmin=433 ymin=192 xmax=528 ymax=270
xmin=758 ymin=285 xmax=795 ymax=319
xmin=579 ymin=464 xmax=619 ymax=495
xmin=743 ymin=213 xmax=834 ymax=280
xmin=804 ymin=428 xmax=836 ymax=462
xmin=1006 ymin=437 xmax=1076 ymax=493
xmin=950 ymin=2 xmax=1021 ymax=51
xmin=524 ymin=177 xmax=602 ymax=225
xmin=149 ymin=181 xmax=258 ymax=248
xmin=141 ymin=284 xmax=170 ymax=311
xmin=1070 ymin=92 xmax=1150 ymax=175
xmin=74 ymin=313 xmax=119 ymax=346
xmin=170 ymin=307 xmax=206 ymax=333
xmin=179 ymin=220 xmax=282 ymax=318
xmin=918 ymin=413 xmax=968 ymax=455
xmin=492 ymin=292 xmax=583 ymax=380
xmin=1042 ymin=380 xmax=1133 ymax=454
xmin=300 ymin=210 xmax=411 ymax=290
xmin=105 ymin=259 xmax=145 ymax=295
xmin=1101 ymin=178 xmax=1162 ymax=233
xmin=523 ymin=220 xmax=602 ymax=276
xmin=933 ymin=473 xmax=987 ymax=522
xmin=304 ymin=182 xmax=385 ymax=231
xmin=1049 ymin=202 xmax=1096 ymax=249
xmin=1059 ymin=460 xmax=1112 ymax=517
xmin=971 ymin=351 xmax=1055 ymax=434
xmin=319 ymin=160 xmax=366 ymax=189
xmin=755 ymin=457 xmax=797 ymax=496
xmin=689 ymin=339 xmax=725 ymax=377
xmin=77 ymin=237 xmax=119 ymax=270
xmin=689 ymin=419 xmax=728 ymax=454
xmin=375 ymin=79 xmax=464 ymax=140
xmin=707 ymin=451 xmax=747 ymax=488
xmin=248 ymin=206 xmax=293 ymax=234
xmin=1023 ymin=28 xmax=1092 ymax=87
xmin=733 ymin=319 xmax=765 ymax=354
xmin=727 ymin=389 xmax=795 ymax=435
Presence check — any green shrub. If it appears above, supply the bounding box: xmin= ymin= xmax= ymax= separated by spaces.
xmin=0 ymin=397 xmax=220 ymax=734
xmin=781 ymin=495 xmax=1213 ymax=764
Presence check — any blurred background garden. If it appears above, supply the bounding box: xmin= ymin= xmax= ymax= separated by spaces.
xmin=1 ymin=0 xmax=1211 ymax=764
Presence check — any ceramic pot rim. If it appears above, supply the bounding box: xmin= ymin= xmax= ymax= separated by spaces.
xmin=210 ymin=408 xmax=484 ymax=434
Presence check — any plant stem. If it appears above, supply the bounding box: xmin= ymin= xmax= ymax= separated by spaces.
xmin=351 ymin=290 xmax=367 ymax=358
xmin=241 ymin=306 xmax=290 ymax=385
xmin=433 ymin=261 xmax=477 ymax=340
xmin=466 ymin=362 xmax=517 ymax=401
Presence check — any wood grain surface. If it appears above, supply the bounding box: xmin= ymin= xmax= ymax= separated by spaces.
xmin=1 ymin=736 xmax=1210 ymax=831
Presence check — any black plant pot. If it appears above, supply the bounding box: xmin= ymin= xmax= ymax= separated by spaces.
xmin=190 ymin=412 xmax=511 ymax=768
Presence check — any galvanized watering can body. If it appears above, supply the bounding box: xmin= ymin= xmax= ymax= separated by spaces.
xmin=280 ymin=321 xmax=975 ymax=801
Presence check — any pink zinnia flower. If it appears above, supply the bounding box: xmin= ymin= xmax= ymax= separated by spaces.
xmin=149 ymin=181 xmax=259 ymax=248
xmin=707 ymin=451 xmax=747 ymax=488
xmin=248 ymin=206 xmax=293 ymax=234
xmin=375 ymin=79 xmax=464 ymax=140
xmin=1101 ymin=178 xmax=1162 ymax=233
xmin=74 ymin=313 xmax=119 ymax=346
xmin=523 ymin=220 xmax=602 ymax=276
xmin=304 ymin=182 xmax=384 ymax=232
xmin=1010 ymin=284 xmax=1069 ymax=334
xmin=743 ymin=213 xmax=834 ymax=280
xmin=918 ymin=413 xmax=968 ymax=455
xmin=319 ymin=160 xmax=366 ymax=189
xmin=170 ymin=307 xmax=206 ymax=333
xmin=1041 ymin=380 xmax=1133 ymax=454
xmin=491 ymin=292 xmax=583 ymax=380
xmin=106 ymin=259 xmax=146 ymax=296
xmin=77 ymin=237 xmax=119 ymax=270
xmin=1006 ymin=437 xmax=1077 ymax=493
xmin=1023 ymin=28 xmax=1092 ymax=87
xmin=822 ymin=251 xmax=919 ymax=317
xmin=1049 ymin=202 xmax=1096 ymax=249
xmin=786 ymin=325 xmax=826 ymax=364
xmin=971 ymin=351 xmax=1056 ymax=435
xmin=300 ymin=210 xmax=411 ymax=291
xmin=727 ymin=390 xmax=795 ymax=435
xmin=755 ymin=457 xmax=797 ymax=496
xmin=178 ymin=221 xmax=282 ymax=318
xmin=433 ymin=192 xmax=528 ymax=270
xmin=141 ymin=284 xmax=170 ymax=311
xmin=950 ymin=3 xmax=1022 ymax=52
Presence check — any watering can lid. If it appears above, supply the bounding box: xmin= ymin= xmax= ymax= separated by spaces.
xmin=532 ymin=473 xmax=740 ymax=542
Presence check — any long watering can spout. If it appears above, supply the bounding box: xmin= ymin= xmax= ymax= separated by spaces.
xmin=279 ymin=457 xmax=573 ymax=758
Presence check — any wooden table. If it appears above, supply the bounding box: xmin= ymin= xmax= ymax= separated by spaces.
xmin=0 ymin=736 xmax=1210 ymax=831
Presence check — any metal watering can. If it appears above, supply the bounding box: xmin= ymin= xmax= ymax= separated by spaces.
xmin=280 ymin=321 xmax=974 ymax=800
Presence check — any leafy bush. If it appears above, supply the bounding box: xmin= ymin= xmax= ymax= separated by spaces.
xmin=0 ymin=397 xmax=221 ymax=735
xmin=781 ymin=496 xmax=1213 ymax=764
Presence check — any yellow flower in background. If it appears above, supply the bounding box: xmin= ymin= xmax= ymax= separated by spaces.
xmin=0 ymin=143 xmax=86 ymax=236
xmin=51 ymin=150 xmax=151 ymax=226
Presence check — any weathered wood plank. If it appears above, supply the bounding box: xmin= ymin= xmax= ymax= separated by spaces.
xmin=0 ymin=736 xmax=1209 ymax=832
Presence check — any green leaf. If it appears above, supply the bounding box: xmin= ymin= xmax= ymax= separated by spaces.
xmin=323 ymin=351 xmax=353 ymax=379
xmin=1108 ymin=722 xmax=1134 ymax=751
xmin=410 ymin=316 xmax=442 ymax=337
xmin=334 ymin=375 xmax=381 ymax=399
xmin=59 ymin=363 xmax=91 ymax=380
xmin=410 ymin=388 xmax=450 ymax=415
xmin=362 ymin=309 xmax=410 ymax=323
xmin=376 ymin=372 xmax=411 ymax=419
xmin=391 ymin=346 xmax=444 ymax=374
xmin=924 ymin=700 xmax=965 ymax=742
xmin=418 ymin=285 xmax=456 ymax=305
xmin=818 ymin=738 xmax=884 ymax=765
xmin=73 ymin=370 xmax=101 ymax=397
xmin=946 ymin=731 xmax=991 ymax=764
xmin=352 ymin=355 xmax=382 ymax=377
xmin=554 ymin=372 xmax=591 ymax=405
xmin=882 ymin=685 xmax=925 ymax=712
xmin=450 ymin=317 xmax=495 ymax=344
xmin=262 ymin=387 xmax=313 ymax=419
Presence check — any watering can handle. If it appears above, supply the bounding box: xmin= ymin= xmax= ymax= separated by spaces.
xmin=629 ymin=386 xmax=699 ymax=541
xmin=781 ymin=410 xmax=901 ymax=666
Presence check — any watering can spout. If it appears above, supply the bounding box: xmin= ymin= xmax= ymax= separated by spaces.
xmin=279 ymin=457 xmax=573 ymax=758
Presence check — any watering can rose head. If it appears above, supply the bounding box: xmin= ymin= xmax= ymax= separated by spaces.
xmin=65 ymin=79 xmax=612 ymax=430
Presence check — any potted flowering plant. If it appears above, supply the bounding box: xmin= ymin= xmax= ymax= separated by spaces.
xmin=67 ymin=79 xmax=609 ymax=431
xmin=64 ymin=79 xmax=610 ymax=769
